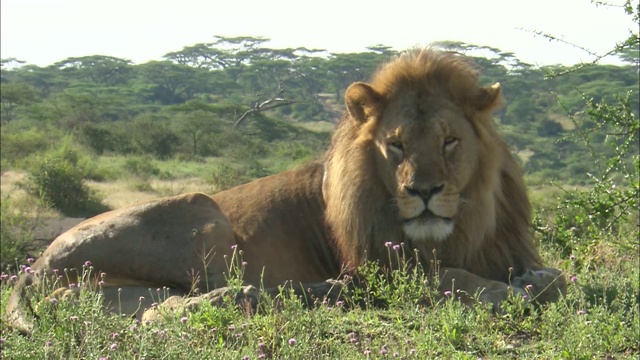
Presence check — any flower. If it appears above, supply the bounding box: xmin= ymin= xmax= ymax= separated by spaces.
xmin=98 ymin=280 xmax=105 ymax=286
xmin=10 ymin=275 xmax=17 ymax=281
xmin=45 ymin=340 xmax=52 ymax=347
xmin=364 ymin=350 xmax=371 ymax=356
xmin=392 ymin=244 xmax=400 ymax=251
xmin=444 ymin=290 xmax=452 ymax=297
xmin=109 ymin=343 xmax=118 ymax=351
xmin=384 ymin=241 xmax=393 ymax=248
xmin=410 ymin=349 xmax=416 ymax=355
xmin=242 ymin=356 xmax=250 ymax=360
xmin=350 ymin=338 xmax=358 ymax=344
xmin=570 ymin=275 xmax=578 ymax=283
xmin=231 ymin=244 xmax=238 ymax=250
xmin=288 ymin=338 xmax=296 ymax=346
xmin=569 ymin=254 xmax=576 ymax=261
xmin=84 ymin=260 xmax=92 ymax=267
xmin=577 ymin=310 xmax=586 ymax=315
xmin=180 ymin=316 xmax=188 ymax=324
xmin=49 ymin=298 xmax=58 ymax=305
xmin=380 ymin=348 xmax=388 ymax=355
xmin=27 ymin=257 xmax=34 ymax=264
xmin=69 ymin=315 xmax=79 ymax=321
xmin=525 ymin=284 xmax=533 ymax=291
xmin=393 ymin=352 xmax=399 ymax=357
xmin=228 ymin=325 xmax=235 ymax=331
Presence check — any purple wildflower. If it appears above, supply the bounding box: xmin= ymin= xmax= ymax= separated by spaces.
xmin=410 ymin=349 xmax=416 ymax=355
xmin=10 ymin=275 xmax=17 ymax=281
xmin=231 ymin=244 xmax=238 ymax=250
xmin=444 ymin=290 xmax=452 ymax=297
xmin=569 ymin=254 xmax=576 ymax=261
xmin=288 ymin=338 xmax=296 ymax=346
xmin=109 ymin=343 xmax=118 ymax=351
xmin=49 ymin=298 xmax=58 ymax=305
xmin=27 ymin=258 xmax=34 ymax=264
xmin=84 ymin=260 xmax=92 ymax=268
xmin=384 ymin=241 xmax=393 ymax=248
xmin=180 ymin=316 xmax=188 ymax=324
xmin=570 ymin=275 xmax=578 ymax=283
xmin=577 ymin=310 xmax=586 ymax=315
xmin=69 ymin=315 xmax=79 ymax=321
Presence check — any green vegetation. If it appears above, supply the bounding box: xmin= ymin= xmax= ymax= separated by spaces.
xmin=0 ymin=2 xmax=638 ymax=358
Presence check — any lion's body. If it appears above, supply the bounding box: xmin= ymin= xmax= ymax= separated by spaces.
xmin=6 ymin=49 xmax=565 ymax=335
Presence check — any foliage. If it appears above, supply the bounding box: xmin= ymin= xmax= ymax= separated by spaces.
xmin=0 ymin=199 xmax=42 ymax=271
xmin=24 ymin=155 xmax=107 ymax=217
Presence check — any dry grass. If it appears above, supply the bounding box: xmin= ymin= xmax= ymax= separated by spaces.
xmin=88 ymin=177 xmax=212 ymax=210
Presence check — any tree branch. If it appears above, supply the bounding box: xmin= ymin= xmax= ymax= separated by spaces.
xmin=233 ymin=96 xmax=297 ymax=129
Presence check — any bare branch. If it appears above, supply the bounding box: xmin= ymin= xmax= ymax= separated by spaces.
xmin=233 ymin=95 xmax=297 ymax=129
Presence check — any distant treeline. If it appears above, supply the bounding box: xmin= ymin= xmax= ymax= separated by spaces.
xmin=1 ymin=37 xmax=638 ymax=185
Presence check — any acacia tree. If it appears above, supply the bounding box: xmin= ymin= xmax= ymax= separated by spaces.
xmin=54 ymin=55 xmax=133 ymax=86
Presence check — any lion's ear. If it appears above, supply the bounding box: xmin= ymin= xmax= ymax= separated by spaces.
xmin=474 ymin=82 xmax=503 ymax=112
xmin=345 ymin=82 xmax=383 ymax=123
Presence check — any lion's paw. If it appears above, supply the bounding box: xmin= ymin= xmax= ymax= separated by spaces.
xmin=512 ymin=268 xmax=566 ymax=304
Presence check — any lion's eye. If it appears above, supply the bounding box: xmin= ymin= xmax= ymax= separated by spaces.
xmin=444 ymin=136 xmax=459 ymax=151
xmin=388 ymin=139 xmax=404 ymax=154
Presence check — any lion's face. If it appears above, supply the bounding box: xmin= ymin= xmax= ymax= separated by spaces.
xmin=373 ymin=90 xmax=480 ymax=241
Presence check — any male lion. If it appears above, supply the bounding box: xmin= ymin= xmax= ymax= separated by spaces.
xmin=6 ymin=48 xmax=565 ymax=334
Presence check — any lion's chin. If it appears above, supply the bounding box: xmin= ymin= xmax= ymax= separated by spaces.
xmin=402 ymin=213 xmax=454 ymax=242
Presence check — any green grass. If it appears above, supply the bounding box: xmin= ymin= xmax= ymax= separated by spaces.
xmin=1 ymin=233 xmax=638 ymax=359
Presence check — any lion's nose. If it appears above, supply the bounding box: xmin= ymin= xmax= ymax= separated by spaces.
xmin=404 ymin=184 xmax=444 ymax=202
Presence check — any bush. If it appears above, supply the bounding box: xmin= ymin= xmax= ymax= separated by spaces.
xmin=0 ymin=128 xmax=51 ymax=168
xmin=123 ymin=156 xmax=161 ymax=180
xmin=26 ymin=156 xmax=107 ymax=217
xmin=208 ymin=163 xmax=244 ymax=192
xmin=0 ymin=198 xmax=39 ymax=271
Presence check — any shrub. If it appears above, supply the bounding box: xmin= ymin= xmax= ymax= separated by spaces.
xmin=123 ymin=156 xmax=161 ymax=180
xmin=25 ymin=156 xmax=107 ymax=217
xmin=0 ymin=198 xmax=39 ymax=271
xmin=208 ymin=163 xmax=244 ymax=192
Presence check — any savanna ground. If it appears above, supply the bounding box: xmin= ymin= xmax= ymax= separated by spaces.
xmin=0 ymin=152 xmax=638 ymax=359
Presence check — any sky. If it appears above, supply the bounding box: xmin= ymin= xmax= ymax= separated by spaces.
xmin=1 ymin=0 xmax=637 ymax=67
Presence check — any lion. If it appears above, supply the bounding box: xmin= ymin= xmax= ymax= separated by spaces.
xmin=6 ymin=48 xmax=566 ymax=335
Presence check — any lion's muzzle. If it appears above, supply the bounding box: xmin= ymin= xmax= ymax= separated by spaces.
xmin=397 ymin=184 xmax=459 ymax=241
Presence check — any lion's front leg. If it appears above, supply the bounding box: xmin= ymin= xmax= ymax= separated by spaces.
xmin=437 ymin=266 xmax=565 ymax=312
xmin=511 ymin=267 xmax=566 ymax=304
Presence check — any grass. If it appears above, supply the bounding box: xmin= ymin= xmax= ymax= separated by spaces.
xmin=0 ymin=233 xmax=638 ymax=359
